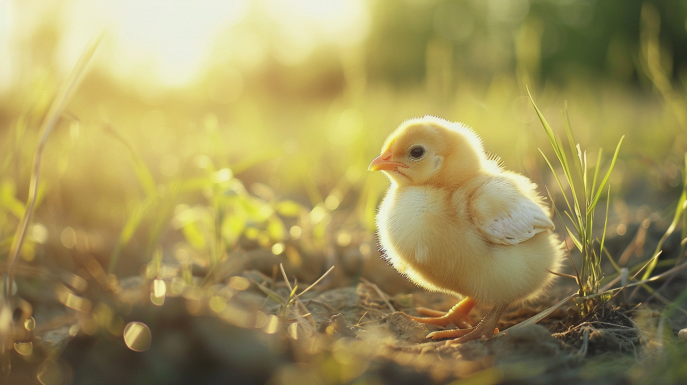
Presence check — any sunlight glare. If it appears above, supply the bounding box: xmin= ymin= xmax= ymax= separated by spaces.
xmin=265 ymin=0 xmax=370 ymax=65
xmin=0 ymin=0 xmax=14 ymax=92
xmin=64 ymin=0 xmax=249 ymax=86
xmin=3 ymin=0 xmax=370 ymax=89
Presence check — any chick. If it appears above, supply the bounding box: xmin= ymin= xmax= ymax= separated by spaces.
xmin=369 ymin=116 xmax=562 ymax=344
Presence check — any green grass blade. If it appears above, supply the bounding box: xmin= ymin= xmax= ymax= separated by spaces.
xmin=563 ymin=210 xmax=583 ymax=243
xmin=679 ymin=153 xmax=687 ymax=264
xmin=527 ymin=89 xmax=574 ymax=189
xmin=562 ymin=103 xmax=587 ymax=218
xmin=565 ymin=225 xmax=584 ymax=252
xmin=599 ymin=186 xmax=611 ymax=265
xmin=529 ymin=89 xmax=584 ymax=230
xmin=585 ymin=209 xmax=594 ymax=249
xmin=589 ymin=136 xmax=624 ymax=213
xmin=602 ymin=246 xmax=622 ymax=273
xmin=539 ymin=149 xmax=575 ymax=218
xmin=548 ymin=192 xmax=583 ymax=252
xmin=583 ymin=150 xmax=588 ymax=198
xmin=527 ymin=88 xmax=561 ymax=157
xmin=642 ymin=181 xmax=687 ymax=280
xmin=590 ymin=149 xmax=602 ymax=201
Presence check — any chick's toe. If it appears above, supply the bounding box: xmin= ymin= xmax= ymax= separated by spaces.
xmin=406 ymin=297 xmax=476 ymax=328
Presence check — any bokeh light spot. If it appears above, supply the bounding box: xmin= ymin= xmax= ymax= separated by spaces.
xmin=325 ymin=195 xmax=340 ymax=211
xmin=213 ymin=168 xmax=233 ymax=183
xmin=336 ymin=232 xmax=352 ymax=247
xmin=288 ymin=322 xmax=298 ymax=339
xmin=24 ymin=317 xmax=35 ymax=331
xmin=209 ymin=295 xmax=227 ymax=313
xmin=271 ymin=242 xmax=285 ymax=255
xmin=37 ymin=359 xmax=68 ymax=385
xmin=31 ymin=223 xmax=48 ymax=244
xmin=228 ymin=276 xmax=250 ymax=291
xmin=289 ymin=226 xmax=302 ymax=240
xmin=265 ymin=315 xmax=280 ymax=334
xmin=123 ymin=322 xmax=152 ymax=352
xmin=61 ymin=227 xmax=77 ymax=249
xmin=14 ymin=341 xmax=33 ymax=356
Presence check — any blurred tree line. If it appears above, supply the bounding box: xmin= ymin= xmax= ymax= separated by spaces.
xmin=244 ymin=0 xmax=687 ymax=99
xmin=4 ymin=0 xmax=686 ymax=102
xmin=366 ymin=0 xmax=687 ymax=85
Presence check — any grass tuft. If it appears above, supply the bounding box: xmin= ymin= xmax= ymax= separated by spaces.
xmin=528 ymin=88 xmax=624 ymax=315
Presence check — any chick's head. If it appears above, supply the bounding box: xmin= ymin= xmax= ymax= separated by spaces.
xmin=369 ymin=116 xmax=486 ymax=187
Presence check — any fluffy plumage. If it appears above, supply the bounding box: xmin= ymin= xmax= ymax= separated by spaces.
xmin=369 ymin=116 xmax=563 ymax=343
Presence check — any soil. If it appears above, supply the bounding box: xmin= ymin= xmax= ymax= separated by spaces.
xmin=3 ymin=221 xmax=687 ymax=385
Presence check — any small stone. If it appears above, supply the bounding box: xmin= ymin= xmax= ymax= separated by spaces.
xmin=678 ymin=328 xmax=687 ymax=341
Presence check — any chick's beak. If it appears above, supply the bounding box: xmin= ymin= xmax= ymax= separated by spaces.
xmin=368 ymin=149 xmax=409 ymax=172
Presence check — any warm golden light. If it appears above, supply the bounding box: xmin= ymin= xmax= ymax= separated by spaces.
xmin=0 ymin=0 xmax=370 ymax=89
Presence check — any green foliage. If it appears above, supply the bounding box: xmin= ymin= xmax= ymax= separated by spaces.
xmin=528 ymin=90 xmax=623 ymax=315
xmin=642 ymin=154 xmax=687 ymax=280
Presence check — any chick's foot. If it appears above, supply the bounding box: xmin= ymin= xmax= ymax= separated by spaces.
xmin=442 ymin=302 xmax=508 ymax=345
xmin=406 ymin=297 xmax=476 ymax=328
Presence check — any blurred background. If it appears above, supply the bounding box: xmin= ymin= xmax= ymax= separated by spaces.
xmin=3 ymin=1 xmax=687 ymax=384
xmin=1 ymin=0 xmax=687 ymax=279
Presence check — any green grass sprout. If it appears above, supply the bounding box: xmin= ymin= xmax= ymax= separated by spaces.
xmin=528 ymin=88 xmax=624 ymax=315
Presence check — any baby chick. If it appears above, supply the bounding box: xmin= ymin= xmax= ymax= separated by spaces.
xmin=369 ymin=116 xmax=562 ymax=344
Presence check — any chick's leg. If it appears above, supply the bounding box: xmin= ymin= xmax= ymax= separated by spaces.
xmin=407 ymin=297 xmax=476 ymax=328
xmin=428 ymin=302 xmax=508 ymax=343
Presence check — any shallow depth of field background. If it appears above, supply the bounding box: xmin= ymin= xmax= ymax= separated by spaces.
xmin=2 ymin=0 xmax=687 ymax=348
xmin=2 ymin=1 xmax=687 ymax=383
xmin=0 ymin=0 xmax=684 ymax=292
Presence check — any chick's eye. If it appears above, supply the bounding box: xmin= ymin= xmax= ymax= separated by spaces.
xmin=409 ymin=146 xmax=425 ymax=159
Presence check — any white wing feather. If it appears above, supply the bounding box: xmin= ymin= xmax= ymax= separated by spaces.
xmin=470 ymin=176 xmax=554 ymax=246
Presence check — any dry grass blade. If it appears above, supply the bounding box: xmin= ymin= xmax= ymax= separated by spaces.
xmin=5 ymin=36 xmax=102 ymax=301
xmin=298 ymin=265 xmax=335 ymax=297
xmin=280 ymin=263 xmax=293 ymax=291
xmin=612 ymin=251 xmax=662 ymax=299
xmin=547 ymin=269 xmax=579 ymax=284
xmin=360 ymin=277 xmax=396 ymax=312
xmin=605 ymin=257 xmax=687 ymax=294
xmin=253 ymin=281 xmax=287 ymax=305
xmin=500 ymin=293 xmax=577 ymax=334
xmin=277 ymin=264 xmax=337 ymax=330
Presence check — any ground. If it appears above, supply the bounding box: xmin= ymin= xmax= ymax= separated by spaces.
xmin=5 ymin=213 xmax=687 ymax=385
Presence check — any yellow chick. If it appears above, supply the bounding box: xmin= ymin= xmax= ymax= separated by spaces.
xmin=369 ymin=116 xmax=562 ymax=343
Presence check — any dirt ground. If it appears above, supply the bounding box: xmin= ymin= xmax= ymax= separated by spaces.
xmin=6 ymin=216 xmax=687 ymax=385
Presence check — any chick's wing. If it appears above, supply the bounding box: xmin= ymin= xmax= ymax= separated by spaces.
xmin=469 ymin=175 xmax=554 ymax=245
